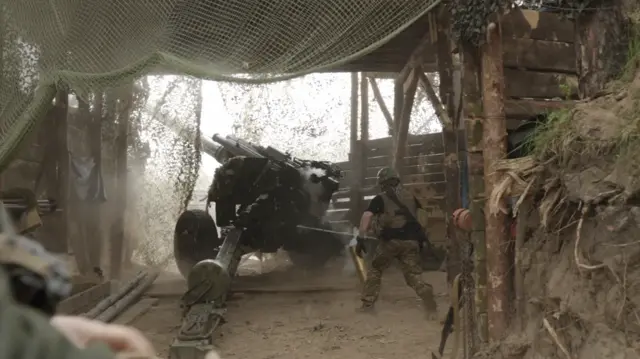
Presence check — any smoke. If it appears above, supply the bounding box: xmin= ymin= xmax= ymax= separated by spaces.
xmin=298 ymin=165 xmax=330 ymax=219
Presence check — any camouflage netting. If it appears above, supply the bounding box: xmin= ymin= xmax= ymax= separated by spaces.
xmin=0 ymin=0 xmax=442 ymax=172
xmin=0 ymin=0 xmax=447 ymax=266
xmin=126 ymin=76 xmax=203 ymax=266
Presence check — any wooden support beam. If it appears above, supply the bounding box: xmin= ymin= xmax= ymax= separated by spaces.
xmin=462 ymin=41 xmax=484 ymax=354
xmin=44 ymin=89 xmax=70 ymax=254
xmin=367 ymin=76 xmax=394 ymax=135
xmin=434 ymin=4 xmax=462 ymax=287
xmin=393 ymin=80 xmax=403 ymax=137
xmin=392 ymin=68 xmax=419 ymax=174
xmin=396 ymin=16 xmax=437 ymax=85
xmin=110 ymin=86 xmax=133 ymax=280
xmin=481 ymin=21 xmax=509 ymax=341
xmin=349 ymin=73 xmax=360 ymax=224
xmin=88 ymin=93 xmax=104 ymax=270
xmin=417 ymin=71 xmax=453 ymax=128
xmin=359 ymin=73 xmax=369 ymax=206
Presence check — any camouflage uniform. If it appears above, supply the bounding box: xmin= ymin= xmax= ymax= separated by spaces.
xmin=0 ymin=268 xmax=115 ymax=359
xmin=359 ymin=167 xmax=437 ymax=314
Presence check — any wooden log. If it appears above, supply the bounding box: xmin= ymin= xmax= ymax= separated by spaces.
xmin=114 ymin=297 xmax=159 ymax=325
xmin=84 ymin=270 xmax=147 ymax=319
xmin=58 ymin=281 xmax=112 ymax=315
xmin=503 ymin=38 xmax=576 ymax=73
xmin=482 ymin=21 xmax=509 ymax=341
xmin=505 ymin=69 xmax=579 ymax=99
xmin=96 ymin=271 xmax=160 ymax=323
xmin=462 ymin=39 xmax=483 ymax=354
xmin=502 ymin=9 xmax=575 ymax=43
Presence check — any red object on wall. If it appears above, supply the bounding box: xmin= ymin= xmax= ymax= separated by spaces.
xmin=452 ymin=208 xmax=471 ymax=231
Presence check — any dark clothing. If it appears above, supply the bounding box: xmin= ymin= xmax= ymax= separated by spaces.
xmin=366 ymin=194 xmax=423 ymax=215
xmin=0 ymin=268 xmax=114 ymax=359
xmin=365 ymin=194 xmax=423 ymax=240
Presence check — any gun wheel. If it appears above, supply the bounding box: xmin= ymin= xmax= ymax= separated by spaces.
xmin=173 ymin=209 xmax=222 ymax=279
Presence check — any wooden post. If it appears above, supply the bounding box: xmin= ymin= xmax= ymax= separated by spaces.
xmin=359 ymin=73 xmax=369 ymax=197
xmin=110 ymin=86 xmax=133 ymax=280
xmin=435 ymin=6 xmax=462 ymax=286
xmin=393 ymin=80 xmax=403 ymax=137
xmin=514 ymin=197 xmax=531 ymax=331
xmin=349 ymin=72 xmax=360 ymax=223
xmin=88 ymin=93 xmax=104 ymax=270
xmin=462 ymin=41 xmax=485 ymax=351
xmin=393 ymin=69 xmax=419 ymax=174
xmin=481 ymin=20 xmax=509 ymax=341
xmin=44 ymin=89 xmax=70 ymax=254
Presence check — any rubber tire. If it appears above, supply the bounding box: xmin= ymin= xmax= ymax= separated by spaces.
xmin=173 ymin=209 xmax=221 ymax=279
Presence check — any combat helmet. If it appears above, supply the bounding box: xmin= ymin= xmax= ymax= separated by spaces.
xmin=376 ymin=167 xmax=400 ymax=187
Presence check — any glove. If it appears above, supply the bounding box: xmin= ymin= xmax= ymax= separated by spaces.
xmin=355 ymin=236 xmax=367 ymax=258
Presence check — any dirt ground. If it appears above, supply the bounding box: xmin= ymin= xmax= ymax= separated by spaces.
xmin=128 ymin=255 xmax=451 ymax=359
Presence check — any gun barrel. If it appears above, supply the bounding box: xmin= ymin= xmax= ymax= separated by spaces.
xmin=212 ymin=134 xmax=264 ymax=158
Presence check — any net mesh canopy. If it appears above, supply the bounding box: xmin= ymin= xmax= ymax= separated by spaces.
xmin=0 ymin=0 xmax=440 ymax=167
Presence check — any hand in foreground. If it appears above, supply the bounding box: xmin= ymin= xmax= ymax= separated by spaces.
xmin=355 ymin=236 xmax=367 ymax=258
xmin=51 ymin=315 xmax=155 ymax=356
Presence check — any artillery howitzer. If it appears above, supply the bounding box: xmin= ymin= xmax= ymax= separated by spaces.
xmin=173 ymin=134 xmax=345 ymax=279
xmin=170 ymin=135 xmax=345 ymax=359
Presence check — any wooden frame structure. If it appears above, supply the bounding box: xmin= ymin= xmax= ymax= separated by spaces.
xmin=1 ymin=4 xmax=619 ymax=355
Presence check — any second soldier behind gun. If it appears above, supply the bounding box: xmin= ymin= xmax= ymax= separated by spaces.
xmin=354 ymin=167 xmax=438 ymax=318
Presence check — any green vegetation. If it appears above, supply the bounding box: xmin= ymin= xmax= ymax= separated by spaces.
xmin=527 ymin=15 xmax=640 ymax=163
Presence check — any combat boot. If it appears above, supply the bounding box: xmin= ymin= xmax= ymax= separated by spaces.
xmin=356 ymin=302 xmax=376 ymax=314
xmin=421 ymin=288 xmax=438 ymax=320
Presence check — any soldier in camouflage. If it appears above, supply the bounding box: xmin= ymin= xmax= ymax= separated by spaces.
xmin=355 ymin=167 xmax=437 ymax=317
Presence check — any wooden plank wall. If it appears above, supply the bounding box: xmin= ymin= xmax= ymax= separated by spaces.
xmin=325 ymin=9 xmax=576 ymax=240
xmin=325 ymin=133 xmax=456 ymax=231
xmin=501 ymin=9 xmax=578 ymax=128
